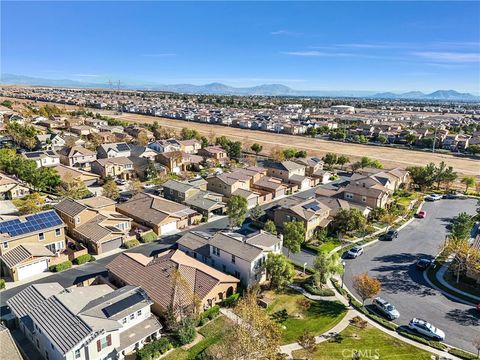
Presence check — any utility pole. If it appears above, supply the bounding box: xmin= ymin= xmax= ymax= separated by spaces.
xmin=432 ymin=126 xmax=437 ymax=153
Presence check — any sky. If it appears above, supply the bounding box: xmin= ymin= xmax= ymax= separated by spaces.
xmin=2 ymin=1 xmax=480 ymax=93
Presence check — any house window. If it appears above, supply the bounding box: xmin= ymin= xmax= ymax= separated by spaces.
xmin=55 ymin=228 xmax=61 ymax=237
xmin=75 ymin=217 xmax=80 ymax=224
xmin=231 ymin=255 xmax=235 ymax=264
xmin=362 ymin=196 xmax=367 ymax=202
xmin=97 ymin=335 xmax=111 ymax=352
xmin=74 ymin=349 xmax=81 ymax=359
xmin=212 ymin=247 xmax=220 ymax=256
xmin=39 ymin=233 xmax=45 ymax=241
xmin=137 ymin=310 xmax=142 ymax=317
xmin=3 ymin=242 xmax=8 ymax=249
xmin=345 ymin=193 xmax=353 ymax=200
xmin=130 ymin=313 xmax=135 ymax=320
xmin=122 ymin=318 xmax=127 ymax=324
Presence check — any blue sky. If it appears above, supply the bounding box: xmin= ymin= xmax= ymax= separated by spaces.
xmin=2 ymin=1 xmax=480 ymax=93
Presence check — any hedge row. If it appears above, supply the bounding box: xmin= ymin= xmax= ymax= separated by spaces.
xmin=49 ymin=260 xmax=72 ymax=272
xmin=124 ymin=239 xmax=140 ymax=249
xmin=301 ymin=282 xmax=335 ymax=297
xmin=396 ymin=329 xmax=447 ymax=351
xmin=73 ymin=254 xmax=95 ymax=265
xmin=140 ymin=232 xmax=157 ymax=243
xmin=136 ymin=338 xmax=172 ymax=360
xmin=0 ymin=278 xmax=5 ymax=290
xmin=222 ymin=293 xmax=240 ymax=308
xmin=448 ymin=348 xmax=478 ymax=360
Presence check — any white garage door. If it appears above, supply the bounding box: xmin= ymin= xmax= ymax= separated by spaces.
xmin=17 ymin=259 xmax=48 ymax=281
xmin=160 ymin=220 xmax=177 ymax=235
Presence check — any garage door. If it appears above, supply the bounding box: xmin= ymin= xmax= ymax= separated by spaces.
xmin=17 ymin=259 xmax=48 ymax=281
xmin=101 ymin=237 xmax=123 ymax=253
xmin=160 ymin=220 xmax=177 ymax=235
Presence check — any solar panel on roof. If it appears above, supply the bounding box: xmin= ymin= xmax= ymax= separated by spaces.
xmin=102 ymin=293 xmax=144 ymax=317
xmin=0 ymin=211 xmax=63 ymax=237
xmin=116 ymin=143 xmax=130 ymax=152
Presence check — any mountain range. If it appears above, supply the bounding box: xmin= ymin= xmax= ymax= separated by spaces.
xmin=1 ymin=73 xmax=478 ymax=101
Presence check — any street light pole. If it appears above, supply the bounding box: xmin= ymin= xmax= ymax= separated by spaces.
xmin=341 ymin=261 xmax=346 ymax=288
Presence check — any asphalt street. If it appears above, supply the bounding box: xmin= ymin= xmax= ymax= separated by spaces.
xmin=343 ymin=198 xmax=479 ymax=353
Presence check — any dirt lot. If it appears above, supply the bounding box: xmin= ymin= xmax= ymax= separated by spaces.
xmin=4 ymin=97 xmax=480 ymax=177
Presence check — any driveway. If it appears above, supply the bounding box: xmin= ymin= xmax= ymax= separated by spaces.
xmin=343 ymin=198 xmax=479 ymax=353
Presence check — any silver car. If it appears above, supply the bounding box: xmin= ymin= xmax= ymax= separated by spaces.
xmin=408 ymin=318 xmax=445 ymax=341
xmin=372 ymin=297 xmax=400 ymax=320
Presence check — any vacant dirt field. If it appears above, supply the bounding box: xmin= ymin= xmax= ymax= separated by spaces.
xmin=4 ymin=97 xmax=480 ymax=177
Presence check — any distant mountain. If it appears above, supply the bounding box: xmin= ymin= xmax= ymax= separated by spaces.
xmin=1 ymin=74 xmax=477 ymax=101
xmin=371 ymin=89 xmax=479 ymax=101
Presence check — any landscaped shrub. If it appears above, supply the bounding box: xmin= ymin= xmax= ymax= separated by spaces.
xmin=397 ymin=329 xmax=447 ymax=351
xmin=176 ymin=320 xmax=197 ymax=345
xmin=270 ymin=309 xmax=289 ymax=323
xmin=124 ymin=239 xmax=140 ymax=249
xmin=202 ymin=305 xmax=220 ymax=320
xmin=136 ymin=338 xmax=172 ymax=360
xmin=73 ymin=254 xmax=95 ymax=265
xmin=49 ymin=260 xmax=72 ymax=272
xmin=301 ymin=282 xmax=335 ymax=297
xmin=448 ymin=348 xmax=478 ymax=360
xmin=140 ymin=232 xmax=157 ymax=243
xmin=0 ymin=278 xmax=5 ymax=290
xmin=222 ymin=293 xmax=240 ymax=307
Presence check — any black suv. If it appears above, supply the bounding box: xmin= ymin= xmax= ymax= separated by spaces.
xmin=382 ymin=229 xmax=398 ymax=241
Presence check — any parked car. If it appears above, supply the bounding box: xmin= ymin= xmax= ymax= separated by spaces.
xmin=372 ymin=297 xmax=400 ymax=320
xmin=346 ymin=246 xmax=364 ymax=259
xmin=416 ymin=210 xmax=426 ymax=219
xmin=115 ymin=178 xmax=128 ymax=186
xmin=416 ymin=258 xmax=432 ymax=271
xmin=408 ymin=318 xmax=445 ymax=341
xmin=142 ymin=183 xmax=156 ymax=190
xmin=382 ymin=229 xmax=399 ymax=241
xmin=425 ymin=194 xmax=442 ymax=201
xmin=443 ymin=192 xmax=458 ymax=199
xmin=117 ymin=196 xmax=130 ymax=203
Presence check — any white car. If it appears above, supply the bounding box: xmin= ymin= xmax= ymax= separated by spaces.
xmin=143 ymin=183 xmax=156 ymax=189
xmin=372 ymin=297 xmax=400 ymax=320
xmin=408 ymin=318 xmax=445 ymax=341
xmin=425 ymin=194 xmax=442 ymax=201
xmin=346 ymin=246 xmax=364 ymax=259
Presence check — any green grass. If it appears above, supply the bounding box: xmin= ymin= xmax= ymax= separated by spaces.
xmin=443 ymin=272 xmax=480 ymax=298
xmin=162 ymin=315 xmax=231 ymax=360
xmin=292 ymin=325 xmax=433 ymax=360
xmin=266 ymin=290 xmax=347 ymax=344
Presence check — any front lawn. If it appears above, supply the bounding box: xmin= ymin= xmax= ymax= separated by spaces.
xmin=266 ymin=290 xmax=347 ymax=344
xmin=162 ymin=315 xmax=231 ymax=360
xmin=292 ymin=324 xmax=433 ymax=360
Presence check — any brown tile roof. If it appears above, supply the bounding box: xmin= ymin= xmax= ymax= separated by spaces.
xmin=78 ymin=195 xmax=116 ymax=209
xmin=106 ymin=250 xmax=238 ymax=312
xmin=0 ymin=243 xmax=54 ymax=268
xmin=55 ymin=198 xmax=87 ymax=217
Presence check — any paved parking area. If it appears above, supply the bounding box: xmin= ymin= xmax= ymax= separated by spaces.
xmin=343 ymin=198 xmax=479 ymax=353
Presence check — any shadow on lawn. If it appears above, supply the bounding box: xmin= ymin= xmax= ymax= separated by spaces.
xmin=307 ymin=300 xmax=347 ymax=318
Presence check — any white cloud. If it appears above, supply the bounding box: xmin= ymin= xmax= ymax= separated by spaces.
xmin=270 ymin=30 xmax=301 ymax=36
xmin=411 ymin=51 xmax=480 ymax=63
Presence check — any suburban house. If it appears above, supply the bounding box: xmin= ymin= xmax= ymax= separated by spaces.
xmin=0 ymin=210 xmax=66 ymax=280
xmin=206 ymin=173 xmax=250 ymax=199
xmin=263 ymin=160 xmax=311 ymax=190
xmin=97 ymin=142 xmax=131 ymax=159
xmin=106 ymin=249 xmax=239 ymax=316
xmin=355 ymin=167 xmax=410 ymax=191
xmin=91 ymin=157 xmax=136 ymax=180
xmin=7 ymin=283 xmax=162 ymax=360
xmin=129 ymin=145 xmax=159 ymax=160
xmin=116 ymin=192 xmax=201 ymax=235
xmin=53 ymin=164 xmax=100 ymax=186
xmin=55 ymin=197 xmax=133 ymax=254
xmin=273 ymin=198 xmax=331 ymax=239
xmin=163 ymin=179 xmax=226 ymax=219
xmin=179 ymin=139 xmax=202 ymax=154
xmin=0 ymin=173 xmax=30 ymax=200
xmin=156 ymin=151 xmax=203 ymax=174
xmin=177 ymin=230 xmax=283 ymax=287
xmin=148 ymin=139 xmax=181 ymax=153
xmin=316 ymin=196 xmax=371 ymax=218
xmin=197 ymin=146 xmax=229 ymax=164
xmin=343 ymin=175 xmax=392 ymax=208
xmin=58 ymin=146 xmax=97 ymax=171
xmin=23 ymin=150 xmax=60 ymax=168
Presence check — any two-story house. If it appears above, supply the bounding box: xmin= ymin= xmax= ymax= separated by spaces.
xmin=148 ymin=139 xmax=181 ymax=153
xmin=7 ymin=283 xmax=162 ymax=360
xmin=0 ymin=173 xmax=30 ymax=200
xmin=177 ymin=230 xmax=283 ymax=287
xmin=197 ymin=146 xmax=229 ymax=164
xmin=273 ymin=198 xmax=331 ymax=239
xmin=263 ymin=160 xmax=310 ymax=190
xmin=58 ymin=146 xmax=97 ymax=171
xmin=23 ymin=150 xmax=60 ymax=168
xmin=97 ymin=143 xmax=131 ymax=159
xmin=343 ymin=175 xmax=391 ymax=209
xmin=91 ymin=157 xmax=135 ymax=180
xmin=55 ymin=197 xmax=132 ymax=254
xmin=0 ymin=210 xmax=66 ymax=281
